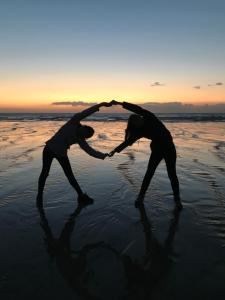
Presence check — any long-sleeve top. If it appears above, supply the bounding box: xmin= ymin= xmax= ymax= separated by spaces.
xmin=113 ymin=102 xmax=173 ymax=153
xmin=46 ymin=104 xmax=105 ymax=159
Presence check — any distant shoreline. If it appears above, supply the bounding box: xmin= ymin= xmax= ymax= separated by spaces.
xmin=1 ymin=112 xmax=225 ymax=122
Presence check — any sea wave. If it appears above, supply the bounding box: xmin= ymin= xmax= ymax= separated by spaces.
xmin=1 ymin=113 xmax=225 ymax=122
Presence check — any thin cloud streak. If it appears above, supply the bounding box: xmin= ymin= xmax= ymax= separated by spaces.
xmin=142 ymin=102 xmax=225 ymax=113
xmin=150 ymin=82 xmax=165 ymax=87
xmin=52 ymin=101 xmax=225 ymax=113
xmin=52 ymin=101 xmax=98 ymax=106
xmin=208 ymin=82 xmax=223 ymax=86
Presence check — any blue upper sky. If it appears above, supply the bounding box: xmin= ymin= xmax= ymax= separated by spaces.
xmin=0 ymin=0 xmax=225 ymax=108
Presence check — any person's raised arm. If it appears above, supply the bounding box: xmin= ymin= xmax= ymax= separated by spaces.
xmin=78 ymin=139 xmax=108 ymax=160
xmin=72 ymin=101 xmax=114 ymax=122
xmin=111 ymin=100 xmax=156 ymax=118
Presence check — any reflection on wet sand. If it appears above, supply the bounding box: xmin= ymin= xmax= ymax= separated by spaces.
xmin=121 ymin=204 xmax=181 ymax=299
xmin=2 ymin=120 xmax=225 ymax=299
xmin=117 ymin=151 xmax=136 ymax=187
xmin=38 ymin=204 xmax=103 ymax=300
xmin=38 ymin=203 xmax=181 ymax=299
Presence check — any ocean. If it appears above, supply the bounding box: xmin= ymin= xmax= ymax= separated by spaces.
xmin=1 ymin=112 xmax=225 ymax=122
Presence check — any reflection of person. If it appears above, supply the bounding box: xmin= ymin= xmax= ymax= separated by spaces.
xmin=38 ymin=204 xmax=102 ymax=300
xmin=38 ymin=202 xmax=181 ymax=299
xmin=109 ymin=101 xmax=182 ymax=209
xmin=37 ymin=102 xmax=113 ymax=206
xmin=121 ymin=204 xmax=181 ymax=299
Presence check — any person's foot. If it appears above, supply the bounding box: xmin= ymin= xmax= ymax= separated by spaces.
xmin=174 ymin=196 xmax=183 ymax=210
xmin=78 ymin=193 xmax=94 ymax=206
xmin=36 ymin=193 xmax=43 ymax=208
xmin=135 ymin=195 xmax=144 ymax=208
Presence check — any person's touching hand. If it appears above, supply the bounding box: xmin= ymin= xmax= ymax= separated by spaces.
xmin=110 ymin=100 xmax=122 ymax=106
xmin=99 ymin=100 xmax=122 ymax=107
xmin=103 ymin=153 xmax=109 ymax=159
xmin=108 ymin=150 xmax=116 ymax=157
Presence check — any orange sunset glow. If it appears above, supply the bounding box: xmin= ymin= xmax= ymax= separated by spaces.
xmin=1 ymin=75 xmax=225 ymax=112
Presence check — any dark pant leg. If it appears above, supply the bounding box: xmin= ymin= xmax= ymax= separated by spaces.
xmin=56 ymin=155 xmax=83 ymax=196
xmin=164 ymin=144 xmax=180 ymax=199
xmin=138 ymin=151 xmax=163 ymax=198
xmin=38 ymin=146 xmax=54 ymax=195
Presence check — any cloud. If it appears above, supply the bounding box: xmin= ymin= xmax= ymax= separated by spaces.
xmin=208 ymin=82 xmax=223 ymax=86
xmin=141 ymin=102 xmax=225 ymax=113
xmin=51 ymin=100 xmax=225 ymax=113
xmin=52 ymin=101 xmax=98 ymax=106
xmin=193 ymin=86 xmax=201 ymax=89
xmin=151 ymin=81 xmax=165 ymax=87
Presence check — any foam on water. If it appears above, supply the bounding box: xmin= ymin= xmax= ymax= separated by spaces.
xmin=1 ymin=112 xmax=225 ymax=122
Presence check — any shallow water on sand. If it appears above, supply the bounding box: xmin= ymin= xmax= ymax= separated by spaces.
xmin=0 ymin=120 xmax=225 ymax=300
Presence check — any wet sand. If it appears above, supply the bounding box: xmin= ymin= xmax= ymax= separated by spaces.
xmin=0 ymin=120 xmax=225 ymax=299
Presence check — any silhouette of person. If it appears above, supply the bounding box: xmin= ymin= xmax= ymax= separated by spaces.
xmin=38 ymin=203 xmax=103 ymax=300
xmin=109 ymin=101 xmax=182 ymax=209
xmin=37 ymin=102 xmax=113 ymax=206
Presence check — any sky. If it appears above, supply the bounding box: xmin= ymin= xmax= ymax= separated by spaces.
xmin=0 ymin=0 xmax=225 ymax=112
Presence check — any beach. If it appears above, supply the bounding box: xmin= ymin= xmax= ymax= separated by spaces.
xmin=0 ymin=118 xmax=225 ymax=299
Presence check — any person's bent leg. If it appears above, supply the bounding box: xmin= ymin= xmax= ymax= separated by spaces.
xmin=137 ymin=151 xmax=162 ymax=203
xmin=56 ymin=156 xmax=83 ymax=196
xmin=165 ymin=146 xmax=182 ymax=209
xmin=37 ymin=146 xmax=54 ymax=202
